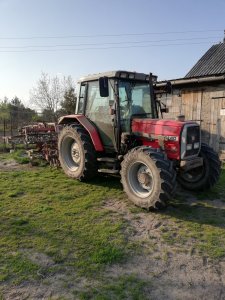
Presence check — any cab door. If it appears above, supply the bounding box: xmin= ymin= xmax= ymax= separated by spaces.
xmin=85 ymin=80 xmax=116 ymax=152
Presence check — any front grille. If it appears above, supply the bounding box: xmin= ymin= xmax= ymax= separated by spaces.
xmin=181 ymin=124 xmax=200 ymax=159
xmin=186 ymin=126 xmax=200 ymax=156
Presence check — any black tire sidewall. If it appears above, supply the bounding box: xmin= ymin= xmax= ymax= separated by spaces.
xmin=177 ymin=144 xmax=217 ymax=191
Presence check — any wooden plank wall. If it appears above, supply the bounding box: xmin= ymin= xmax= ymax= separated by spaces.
xmin=181 ymin=90 xmax=202 ymax=123
xmin=158 ymin=83 xmax=225 ymax=155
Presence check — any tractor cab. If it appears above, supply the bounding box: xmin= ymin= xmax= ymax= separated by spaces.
xmin=75 ymin=71 xmax=159 ymax=153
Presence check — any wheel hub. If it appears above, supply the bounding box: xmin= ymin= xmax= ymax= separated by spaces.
xmin=137 ymin=166 xmax=153 ymax=190
xmin=127 ymin=163 xmax=154 ymax=198
xmin=137 ymin=172 xmax=150 ymax=185
xmin=71 ymin=142 xmax=80 ymax=164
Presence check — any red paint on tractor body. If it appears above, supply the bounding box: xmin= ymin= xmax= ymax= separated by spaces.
xmin=58 ymin=115 xmax=104 ymax=152
xmin=132 ymin=118 xmax=195 ymax=160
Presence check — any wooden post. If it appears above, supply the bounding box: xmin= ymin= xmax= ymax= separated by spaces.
xmin=10 ymin=112 xmax=13 ymax=137
xmin=3 ymin=118 xmax=6 ymax=152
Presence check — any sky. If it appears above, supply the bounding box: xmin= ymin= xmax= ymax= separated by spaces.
xmin=0 ymin=0 xmax=225 ymax=108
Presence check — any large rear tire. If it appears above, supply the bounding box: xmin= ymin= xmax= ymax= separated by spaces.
xmin=58 ymin=124 xmax=97 ymax=181
xmin=177 ymin=143 xmax=221 ymax=191
xmin=120 ymin=147 xmax=176 ymax=210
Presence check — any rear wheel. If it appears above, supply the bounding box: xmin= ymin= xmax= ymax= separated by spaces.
xmin=58 ymin=124 xmax=97 ymax=181
xmin=121 ymin=147 xmax=176 ymax=210
xmin=177 ymin=143 xmax=221 ymax=191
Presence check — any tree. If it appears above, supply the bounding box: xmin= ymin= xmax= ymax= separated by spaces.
xmin=30 ymin=73 xmax=75 ymax=120
xmin=8 ymin=97 xmax=37 ymax=128
xmin=0 ymin=101 xmax=10 ymax=138
xmin=0 ymin=101 xmax=10 ymax=122
xmin=41 ymin=108 xmax=56 ymax=122
xmin=60 ymin=87 xmax=77 ymax=115
xmin=0 ymin=97 xmax=37 ymax=135
xmin=9 ymin=97 xmax=24 ymax=128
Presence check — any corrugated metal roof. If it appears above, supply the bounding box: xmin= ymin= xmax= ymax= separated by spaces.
xmin=185 ymin=42 xmax=225 ymax=78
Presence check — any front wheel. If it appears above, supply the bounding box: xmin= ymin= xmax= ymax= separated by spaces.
xmin=120 ymin=147 xmax=176 ymax=210
xmin=177 ymin=143 xmax=221 ymax=191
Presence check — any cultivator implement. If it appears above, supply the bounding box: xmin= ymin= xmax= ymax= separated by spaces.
xmin=7 ymin=123 xmax=60 ymax=167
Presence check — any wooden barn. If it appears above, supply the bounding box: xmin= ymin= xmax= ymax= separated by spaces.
xmin=157 ymin=41 xmax=225 ymax=158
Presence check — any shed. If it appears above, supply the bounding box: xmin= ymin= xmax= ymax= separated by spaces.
xmin=157 ymin=40 xmax=225 ymax=157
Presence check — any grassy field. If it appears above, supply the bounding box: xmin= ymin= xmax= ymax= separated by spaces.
xmin=0 ymin=152 xmax=225 ymax=299
xmin=0 ymin=142 xmax=10 ymax=152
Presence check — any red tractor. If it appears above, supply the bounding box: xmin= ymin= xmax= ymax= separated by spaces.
xmin=58 ymin=71 xmax=221 ymax=210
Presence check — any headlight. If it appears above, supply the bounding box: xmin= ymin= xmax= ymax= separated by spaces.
xmin=194 ymin=142 xmax=200 ymax=149
xmin=186 ymin=144 xmax=192 ymax=150
xmin=181 ymin=124 xmax=200 ymax=159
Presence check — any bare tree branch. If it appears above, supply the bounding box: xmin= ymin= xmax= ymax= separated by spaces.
xmin=30 ymin=72 xmax=75 ymax=118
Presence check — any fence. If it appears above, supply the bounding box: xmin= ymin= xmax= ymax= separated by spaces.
xmin=0 ymin=111 xmax=54 ymax=151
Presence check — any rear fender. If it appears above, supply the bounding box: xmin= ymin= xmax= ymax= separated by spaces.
xmin=58 ymin=115 xmax=104 ymax=152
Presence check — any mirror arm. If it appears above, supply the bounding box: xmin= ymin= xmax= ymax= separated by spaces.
xmin=156 ymin=100 xmax=163 ymax=118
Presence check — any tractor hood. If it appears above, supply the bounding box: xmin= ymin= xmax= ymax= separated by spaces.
xmin=132 ymin=118 xmax=196 ymax=137
xmin=131 ymin=118 xmax=200 ymax=160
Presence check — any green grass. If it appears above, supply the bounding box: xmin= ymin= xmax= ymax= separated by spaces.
xmin=8 ymin=149 xmax=30 ymax=164
xmin=0 ymin=148 xmax=43 ymax=165
xmin=0 ymin=142 xmax=10 ymax=152
xmin=0 ymin=164 xmax=130 ymax=286
xmin=78 ymin=275 xmax=149 ymax=300
xmin=0 ymin=155 xmax=151 ymax=297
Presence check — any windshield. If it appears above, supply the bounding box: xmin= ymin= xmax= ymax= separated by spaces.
xmin=119 ymin=81 xmax=154 ymax=115
xmin=119 ymin=80 xmax=155 ymax=131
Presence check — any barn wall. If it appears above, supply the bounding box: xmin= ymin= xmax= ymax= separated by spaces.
xmin=158 ymin=83 xmax=225 ymax=156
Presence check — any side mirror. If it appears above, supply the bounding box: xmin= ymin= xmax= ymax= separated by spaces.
xmin=165 ymin=81 xmax=172 ymax=94
xmin=156 ymin=100 xmax=169 ymax=115
xmin=161 ymin=107 xmax=169 ymax=113
xmin=99 ymin=77 xmax=109 ymax=97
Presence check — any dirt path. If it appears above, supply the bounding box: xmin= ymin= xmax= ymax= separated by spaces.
xmin=0 ymin=159 xmax=30 ymax=171
xmin=103 ymin=199 xmax=225 ymax=300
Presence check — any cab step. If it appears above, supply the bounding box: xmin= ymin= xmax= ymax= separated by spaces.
xmin=97 ymin=157 xmax=118 ymax=162
xmin=98 ymin=169 xmax=119 ymax=174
